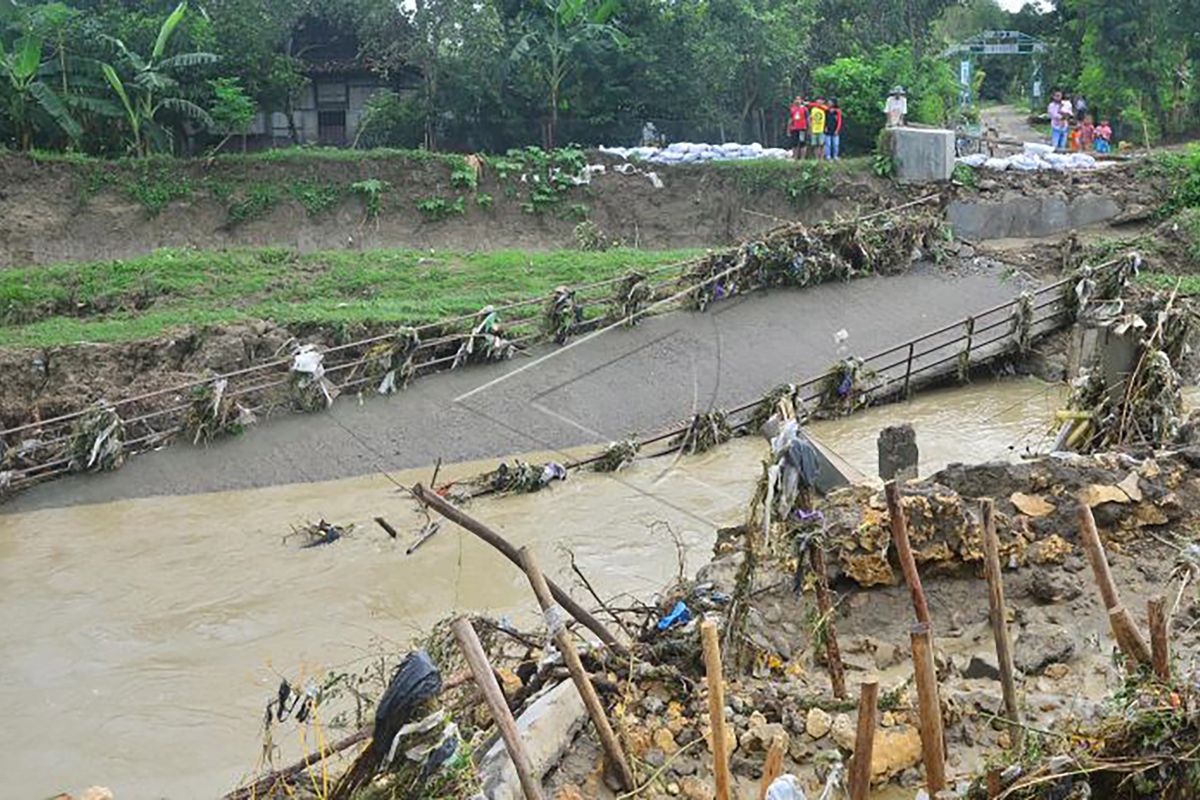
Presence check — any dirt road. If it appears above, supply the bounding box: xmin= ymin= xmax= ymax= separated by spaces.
xmin=6 ymin=264 xmax=1035 ymax=511
xmin=980 ymin=103 xmax=1047 ymax=148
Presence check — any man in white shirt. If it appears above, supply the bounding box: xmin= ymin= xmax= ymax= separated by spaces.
xmin=885 ymin=86 xmax=907 ymax=128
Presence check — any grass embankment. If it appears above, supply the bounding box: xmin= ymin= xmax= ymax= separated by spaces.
xmin=0 ymin=247 xmax=701 ymax=348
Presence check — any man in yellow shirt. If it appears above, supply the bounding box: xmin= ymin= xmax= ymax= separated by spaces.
xmin=808 ymin=98 xmax=827 ymax=160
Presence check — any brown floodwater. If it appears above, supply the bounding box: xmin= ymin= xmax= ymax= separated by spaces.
xmin=0 ymin=378 xmax=1067 ymax=798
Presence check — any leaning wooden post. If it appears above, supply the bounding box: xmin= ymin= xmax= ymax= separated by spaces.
xmin=1148 ymin=596 xmax=1170 ymax=681
xmin=808 ymin=542 xmax=847 ymax=699
xmin=757 ymin=733 xmax=786 ymax=800
xmin=911 ymin=622 xmax=946 ymax=796
xmin=700 ymin=618 xmax=732 ymax=800
xmin=848 ymin=681 xmax=879 ymax=800
xmin=1077 ymin=503 xmax=1152 ymax=666
xmin=980 ymin=499 xmax=1021 ymax=746
xmin=412 ymin=484 xmax=627 ymax=656
xmin=518 ymin=547 xmax=636 ymax=792
xmin=451 ymin=617 xmax=544 ymax=800
xmin=885 ymin=481 xmax=931 ymax=626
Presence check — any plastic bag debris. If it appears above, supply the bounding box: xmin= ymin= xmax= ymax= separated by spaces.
xmin=656 ymin=600 xmax=692 ymax=631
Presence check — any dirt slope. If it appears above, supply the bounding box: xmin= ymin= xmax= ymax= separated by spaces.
xmin=0 ymin=153 xmax=904 ymax=267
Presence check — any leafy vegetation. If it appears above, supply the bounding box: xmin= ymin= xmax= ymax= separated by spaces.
xmin=287 ymin=179 xmax=343 ymax=217
xmin=2 ymin=0 xmax=1199 ymax=159
xmin=415 ymin=195 xmax=465 ymax=221
xmin=0 ymin=246 xmax=701 ymax=346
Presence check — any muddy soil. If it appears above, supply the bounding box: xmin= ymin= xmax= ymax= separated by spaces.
xmin=0 ymin=153 xmax=906 ymax=267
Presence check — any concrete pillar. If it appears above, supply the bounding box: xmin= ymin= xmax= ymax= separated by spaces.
xmin=878 ymin=424 xmax=919 ymax=481
xmin=889 ymin=126 xmax=955 ymax=183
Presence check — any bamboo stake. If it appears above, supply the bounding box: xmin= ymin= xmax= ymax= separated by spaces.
xmin=1077 ymin=503 xmax=1152 ymax=665
xmin=700 ymin=618 xmax=732 ymax=800
xmin=757 ymin=733 xmax=786 ymax=800
xmin=518 ymin=547 xmax=635 ymax=792
xmin=1148 ymin=596 xmax=1170 ymax=681
xmin=848 ymin=681 xmax=879 ymax=800
xmin=979 ymin=499 xmax=1021 ymax=746
xmin=885 ymin=481 xmax=931 ymax=626
xmin=809 ymin=542 xmax=847 ymax=699
xmin=911 ymin=622 xmax=946 ymax=795
xmin=986 ymin=769 xmax=1002 ymax=798
xmin=413 ymin=484 xmax=627 ymax=655
xmin=451 ymin=617 xmax=544 ymax=800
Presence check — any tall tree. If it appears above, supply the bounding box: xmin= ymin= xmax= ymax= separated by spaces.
xmin=509 ymin=0 xmax=625 ymax=148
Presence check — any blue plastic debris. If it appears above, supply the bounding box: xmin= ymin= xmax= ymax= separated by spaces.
xmin=656 ymin=600 xmax=692 ymax=632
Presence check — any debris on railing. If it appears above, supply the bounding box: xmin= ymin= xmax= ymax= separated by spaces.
xmin=592 ymin=438 xmax=640 ymax=472
xmin=451 ymin=305 xmax=517 ymax=369
xmin=68 ymin=402 xmax=124 ymax=473
xmin=363 ymin=327 xmax=421 ymax=395
xmin=673 ymin=410 xmax=732 ymax=455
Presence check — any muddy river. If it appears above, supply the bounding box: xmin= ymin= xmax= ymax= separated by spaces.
xmin=0 ymin=379 xmax=1066 ymax=798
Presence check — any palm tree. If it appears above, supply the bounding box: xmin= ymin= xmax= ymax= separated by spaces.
xmin=0 ymin=35 xmax=81 ymax=149
xmin=101 ymin=1 xmax=217 ymax=155
xmin=510 ymin=0 xmax=625 ymax=149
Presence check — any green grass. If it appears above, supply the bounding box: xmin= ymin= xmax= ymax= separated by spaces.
xmin=1141 ymin=272 xmax=1200 ymax=294
xmin=0 ymin=246 xmax=700 ymax=347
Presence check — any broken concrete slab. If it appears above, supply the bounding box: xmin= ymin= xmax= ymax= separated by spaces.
xmin=478 ymin=680 xmax=587 ymax=800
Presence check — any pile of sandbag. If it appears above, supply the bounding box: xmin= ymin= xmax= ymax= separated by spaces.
xmin=958 ymin=142 xmax=1100 ymax=172
xmin=599 ymin=141 xmax=792 ymax=165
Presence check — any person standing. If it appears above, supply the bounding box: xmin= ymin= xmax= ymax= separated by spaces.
xmin=809 ymin=98 xmax=827 ymax=160
xmin=825 ymin=99 xmax=842 ymax=161
xmin=885 ymin=86 xmax=907 ymax=127
xmin=1048 ymin=90 xmax=1070 ymax=150
xmin=1073 ymin=94 xmax=1088 ymax=124
xmin=788 ymin=96 xmax=808 ymax=160
xmin=1079 ymin=115 xmax=1095 ymax=151
xmin=1095 ymin=119 xmax=1113 ymax=153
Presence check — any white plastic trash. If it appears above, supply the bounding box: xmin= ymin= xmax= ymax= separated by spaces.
xmin=766 ymin=775 xmax=806 ymax=800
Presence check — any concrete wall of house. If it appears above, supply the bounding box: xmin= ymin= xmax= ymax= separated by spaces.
xmin=247 ymin=78 xmax=390 ymax=147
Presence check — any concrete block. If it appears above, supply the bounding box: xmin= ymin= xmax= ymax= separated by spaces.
xmin=478 ymin=679 xmax=587 ymax=800
xmin=889 ymin=126 xmax=955 ymax=184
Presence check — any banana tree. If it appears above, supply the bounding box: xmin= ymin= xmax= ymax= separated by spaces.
xmin=0 ymin=34 xmax=80 ymax=148
xmin=101 ymin=1 xmax=217 ymax=155
xmin=510 ymin=0 xmax=626 ymax=149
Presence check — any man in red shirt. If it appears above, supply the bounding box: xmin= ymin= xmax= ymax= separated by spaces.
xmin=788 ymin=96 xmax=808 ymax=160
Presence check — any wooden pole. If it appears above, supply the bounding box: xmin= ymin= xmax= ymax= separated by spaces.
xmin=910 ymin=622 xmax=946 ymax=795
xmin=885 ymin=481 xmax=931 ymax=626
xmin=808 ymin=543 xmax=847 ymax=699
xmin=757 ymin=733 xmax=786 ymax=800
xmin=413 ymin=484 xmax=626 ymax=655
xmin=518 ymin=547 xmax=635 ymax=792
xmin=979 ymin=499 xmax=1021 ymax=745
xmin=986 ymin=769 xmax=1002 ymax=799
xmin=700 ymin=618 xmax=732 ymax=800
xmin=451 ymin=617 xmax=544 ymax=800
xmin=848 ymin=681 xmax=879 ymax=800
xmin=1077 ymin=503 xmax=1152 ymax=666
xmin=1148 ymin=596 xmax=1170 ymax=681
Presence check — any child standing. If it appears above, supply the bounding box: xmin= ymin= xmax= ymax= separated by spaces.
xmin=1079 ymin=115 xmax=1095 ymax=152
xmin=808 ymin=98 xmax=827 ymax=160
xmin=1095 ymin=119 xmax=1112 ymax=153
